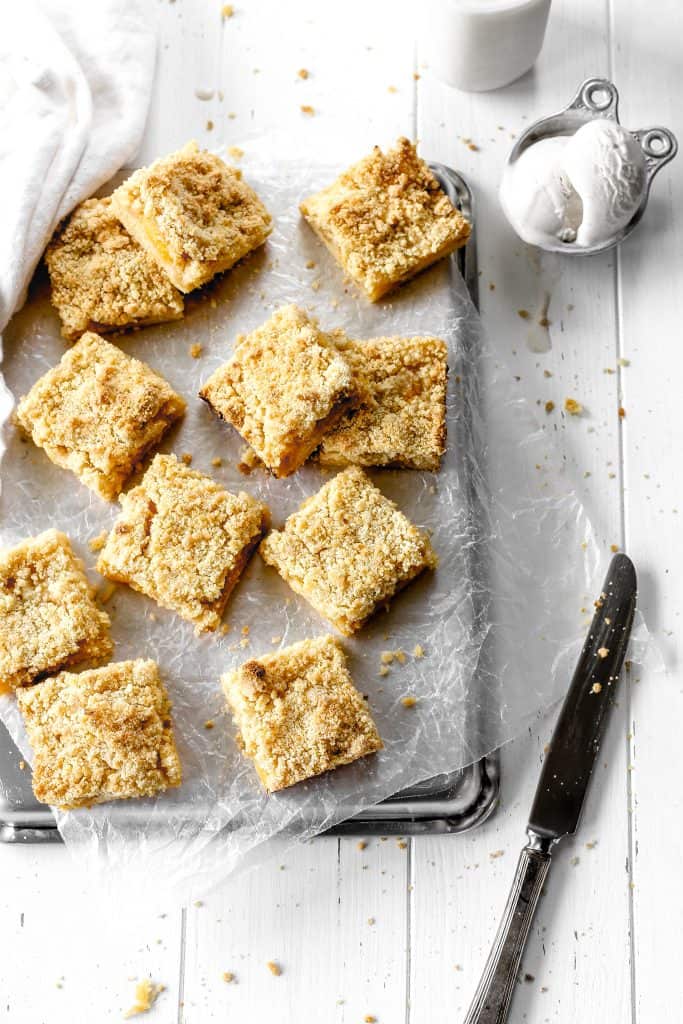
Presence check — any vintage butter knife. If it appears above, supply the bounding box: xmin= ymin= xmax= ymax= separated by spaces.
xmin=464 ymin=553 xmax=637 ymax=1024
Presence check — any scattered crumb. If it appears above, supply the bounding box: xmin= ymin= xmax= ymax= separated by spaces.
xmin=591 ymin=683 xmax=602 ymax=694
xmin=300 ymin=105 xmax=315 ymax=116
xmin=228 ymin=111 xmax=237 ymax=119
xmin=367 ymin=916 xmax=376 ymax=925
xmin=221 ymin=4 xmax=234 ymax=16
xmin=413 ymin=72 xmax=421 ymax=81
xmin=270 ymin=635 xmax=282 ymax=645
xmin=618 ymin=357 xmax=630 ymax=367
xmin=467 ymin=142 xmax=479 ymax=152
xmin=610 ymin=544 xmax=619 ymax=553
xmin=237 ymin=446 xmax=263 ymax=475
xmin=488 ymin=282 xmax=495 ymax=291
xmin=297 ymin=68 xmax=310 ymax=79
xmin=618 ymin=406 xmax=626 ymax=418
xmin=18 ymin=760 xmax=25 ymax=770
xmin=388 ymin=85 xmax=398 ymax=94
xmin=517 ymin=309 xmax=530 ymax=320
xmin=401 ymin=696 xmax=417 ymax=708
xmin=413 ymin=643 xmax=424 ymax=658
xmin=124 ymin=979 xmax=164 ymax=1019
xmin=228 ymin=145 xmax=244 ymax=160
xmin=266 ymin=961 xmax=282 ymax=977
xmin=524 ymin=973 xmax=535 ymax=983
xmin=545 ymin=400 xmax=555 ymax=414
xmin=380 ymin=651 xmax=394 ymax=665
xmin=220 ymin=623 xmax=231 ymax=635
xmin=397 ymin=840 xmax=407 ymax=850
xmin=204 ymin=719 xmax=215 ymax=729
xmin=564 ymin=397 xmax=583 ymax=416
xmin=189 ymin=343 xmax=203 ymax=359
xmin=88 ymin=531 xmax=108 ymax=553
xmin=489 ymin=849 xmax=505 ymax=859
xmin=181 ymin=453 xmax=193 ymax=465
xmin=222 ymin=971 xmax=235 ymax=983
xmin=305 ymin=260 xmax=316 ymax=269
xmin=364 ymin=1017 xmax=377 ymax=1023
xmin=211 ymin=456 xmax=222 ymax=468
xmin=195 ymin=88 xmax=214 ymax=101
xmin=543 ymin=369 xmax=552 ymax=378
xmin=194 ymin=900 xmax=203 ymax=907
xmin=206 ymin=120 xmax=214 ymax=131
xmin=379 ymin=665 xmax=390 ymax=677
xmin=585 ymin=839 xmax=598 ymax=850
xmin=96 ymin=581 xmax=116 ymax=605
xmin=597 ymin=647 xmax=609 ymax=659
xmin=570 ymin=856 xmax=580 ymax=866
xmin=395 ymin=650 xmax=406 ymax=665
xmin=357 ymin=840 xmax=367 ymax=851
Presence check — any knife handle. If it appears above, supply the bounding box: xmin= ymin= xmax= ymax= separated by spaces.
xmin=463 ymin=836 xmax=552 ymax=1024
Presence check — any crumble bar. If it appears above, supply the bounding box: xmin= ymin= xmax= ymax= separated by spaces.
xmin=199 ymin=304 xmax=358 ymax=477
xmin=111 ymin=141 xmax=272 ymax=292
xmin=17 ymin=659 xmax=182 ymax=809
xmin=0 ymin=530 xmax=112 ymax=690
xmin=300 ymin=137 xmax=470 ymax=301
xmin=97 ymin=453 xmax=269 ymax=632
xmin=45 ymin=196 xmax=184 ymax=341
xmin=318 ymin=335 xmax=448 ymax=471
xmin=222 ymin=635 xmax=382 ymax=791
xmin=16 ymin=332 xmax=186 ymax=501
xmin=259 ymin=466 xmax=437 ymax=635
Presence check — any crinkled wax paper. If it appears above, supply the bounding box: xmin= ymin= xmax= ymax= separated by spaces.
xmin=0 ymin=155 xmax=648 ymax=898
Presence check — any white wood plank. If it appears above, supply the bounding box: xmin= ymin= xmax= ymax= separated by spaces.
xmin=0 ymin=845 xmax=183 ymax=1022
xmin=411 ymin=0 xmax=634 ymax=1020
xmin=610 ymin=1 xmax=683 ymax=1020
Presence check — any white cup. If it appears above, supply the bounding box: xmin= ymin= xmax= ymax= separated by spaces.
xmin=421 ymin=0 xmax=552 ymax=93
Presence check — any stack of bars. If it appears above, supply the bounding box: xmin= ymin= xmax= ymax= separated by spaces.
xmin=2 ymin=137 xmax=470 ymax=809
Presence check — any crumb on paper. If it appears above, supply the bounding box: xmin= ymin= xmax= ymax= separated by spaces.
xmin=395 ymin=650 xmax=406 ymax=665
xmin=18 ymin=759 xmax=25 ymax=770
xmin=211 ymin=456 xmax=222 ymax=467
xmin=266 ymin=961 xmax=282 ymax=977
xmin=189 ymin=343 xmax=203 ymax=359
xmin=270 ymin=634 xmax=282 ymax=644
xmin=305 ymin=260 xmax=316 ymax=269
xmin=221 ymin=4 xmax=234 ymax=16
xmin=591 ymin=683 xmax=602 ymax=694
xmin=204 ymin=719 xmax=215 ymax=729
xmin=96 ymin=581 xmax=117 ymax=604
xmin=357 ymin=840 xmax=367 ymax=851
xmin=300 ymin=104 xmax=315 ymax=116
xmin=228 ymin=145 xmax=244 ymax=160
xmin=413 ymin=643 xmax=424 ymax=658
xmin=597 ymin=647 xmax=609 ymax=659
xmin=181 ymin=453 xmax=193 ymax=465
xmin=544 ymin=400 xmax=555 ymax=414
xmin=222 ymin=971 xmax=235 ymax=983
xmin=517 ymin=309 xmax=530 ymax=320
xmin=380 ymin=651 xmax=394 ymax=665
xmin=564 ymin=397 xmax=583 ymax=416
xmin=379 ymin=665 xmax=390 ymax=677
xmin=124 ymin=979 xmax=164 ymax=1019
xmin=401 ymin=696 xmax=417 ymax=708
xmin=88 ymin=531 xmax=108 ymax=553
xmin=297 ymin=68 xmax=310 ymax=79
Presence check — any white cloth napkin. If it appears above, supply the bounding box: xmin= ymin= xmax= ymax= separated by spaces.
xmin=0 ymin=0 xmax=156 ymax=332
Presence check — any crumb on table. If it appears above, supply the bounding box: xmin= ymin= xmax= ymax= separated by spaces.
xmin=124 ymin=979 xmax=165 ymax=1018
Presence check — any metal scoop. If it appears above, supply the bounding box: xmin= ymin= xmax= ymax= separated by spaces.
xmin=505 ymin=76 xmax=678 ymax=255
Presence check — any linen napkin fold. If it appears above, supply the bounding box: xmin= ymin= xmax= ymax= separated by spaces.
xmin=0 ymin=0 xmax=156 ymax=333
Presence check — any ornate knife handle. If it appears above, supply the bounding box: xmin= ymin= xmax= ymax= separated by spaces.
xmin=464 ymin=834 xmax=553 ymax=1024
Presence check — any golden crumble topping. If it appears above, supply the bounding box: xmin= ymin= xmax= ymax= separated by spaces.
xmin=97 ymin=453 xmax=269 ymax=633
xmin=17 ymin=659 xmax=182 ymax=810
xmin=16 ymin=332 xmax=186 ymax=501
xmin=318 ymin=335 xmax=448 ymax=470
xmin=259 ymin=466 xmax=437 ymax=635
xmin=199 ymin=305 xmax=358 ymax=477
xmin=0 ymin=530 xmax=112 ymax=690
xmin=45 ymin=197 xmax=184 ymax=341
xmin=222 ymin=635 xmax=382 ymax=791
xmin=300 ymin=138 xmax=470 ymax=301
xmin=112 ymin=141 xmax=272 ymax=292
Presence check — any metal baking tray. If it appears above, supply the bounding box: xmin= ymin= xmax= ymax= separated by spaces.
xmin=0 ymin=164 xmax=499 ymax=843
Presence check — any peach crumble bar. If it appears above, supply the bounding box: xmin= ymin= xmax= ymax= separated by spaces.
xmin=17 ymin=659 xmax=182 ymax=809
xmin=111 ymin=141 xmax=272 ymax=292
xmin=300 ymin=137 xmax=470 ymax=301
xmin=199 ymin=304 xmax=358 ymax=477
xmin=259 ymin=466 xmax=437 ymax=635
xmin=16 ymin=332 xmax=186 ymax=501
xmin=222 ymin=635 xmax=382 ymax=791
xmin=97 ymin=453 xmax=269 ymax=633
xmin=318 ymin=335 xmax=448 ymax=471
xmin=45 ymin=196 xmax=184 ymax=342
xmin=0 ymin=530 xmax=112 ymax=690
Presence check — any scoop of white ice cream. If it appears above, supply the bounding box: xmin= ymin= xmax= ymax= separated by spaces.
xmin=500 ymin=119 xmax=646 ymax=249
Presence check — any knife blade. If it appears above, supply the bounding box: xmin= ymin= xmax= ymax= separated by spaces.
xmin=464 ymin=553 xmax=637 ymax=1024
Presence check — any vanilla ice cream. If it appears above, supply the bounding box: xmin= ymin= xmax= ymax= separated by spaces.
xmin=500 ymin=119 xmax=646 ymax=250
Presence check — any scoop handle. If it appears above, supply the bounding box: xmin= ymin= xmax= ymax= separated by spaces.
xmin=633 ymin=127 xmax=679 ymax=183
xmin=568 ymin=77 xmax=620 ymax=120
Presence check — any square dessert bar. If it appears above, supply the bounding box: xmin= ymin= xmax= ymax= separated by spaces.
xmin=0 ymin=529 xmax=112 ymax=690
xmin=17 ymin=659 xmax=182 ymax=809
xmin=260 ymin=466 xmax=437 ymax=635
xmin=318 ymin=335 xmax=448 ymax=471
xmin=300 ymin=137 xmax=471 ymax=301
xmin=111 ymin=141 xmax=272 ymax=292
xmin=16 ymin=332 xmax=186 ymax=501
xmin=97 ymin=453 xmax=269 ymax=633
xmin=223 ymin=635 xmax=382 ymax=792
xmin=199 ymin=304 xmax=358 ymax=477
xmin=45 ymin=196 xmax=184 ymax=342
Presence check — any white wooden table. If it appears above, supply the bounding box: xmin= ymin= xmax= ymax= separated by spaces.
xmin=2 ymin=1 xmax=682 ymax=1020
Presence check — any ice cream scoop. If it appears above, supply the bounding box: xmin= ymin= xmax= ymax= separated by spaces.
xmin=500 ymin=78 xmax=677 ymax=255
